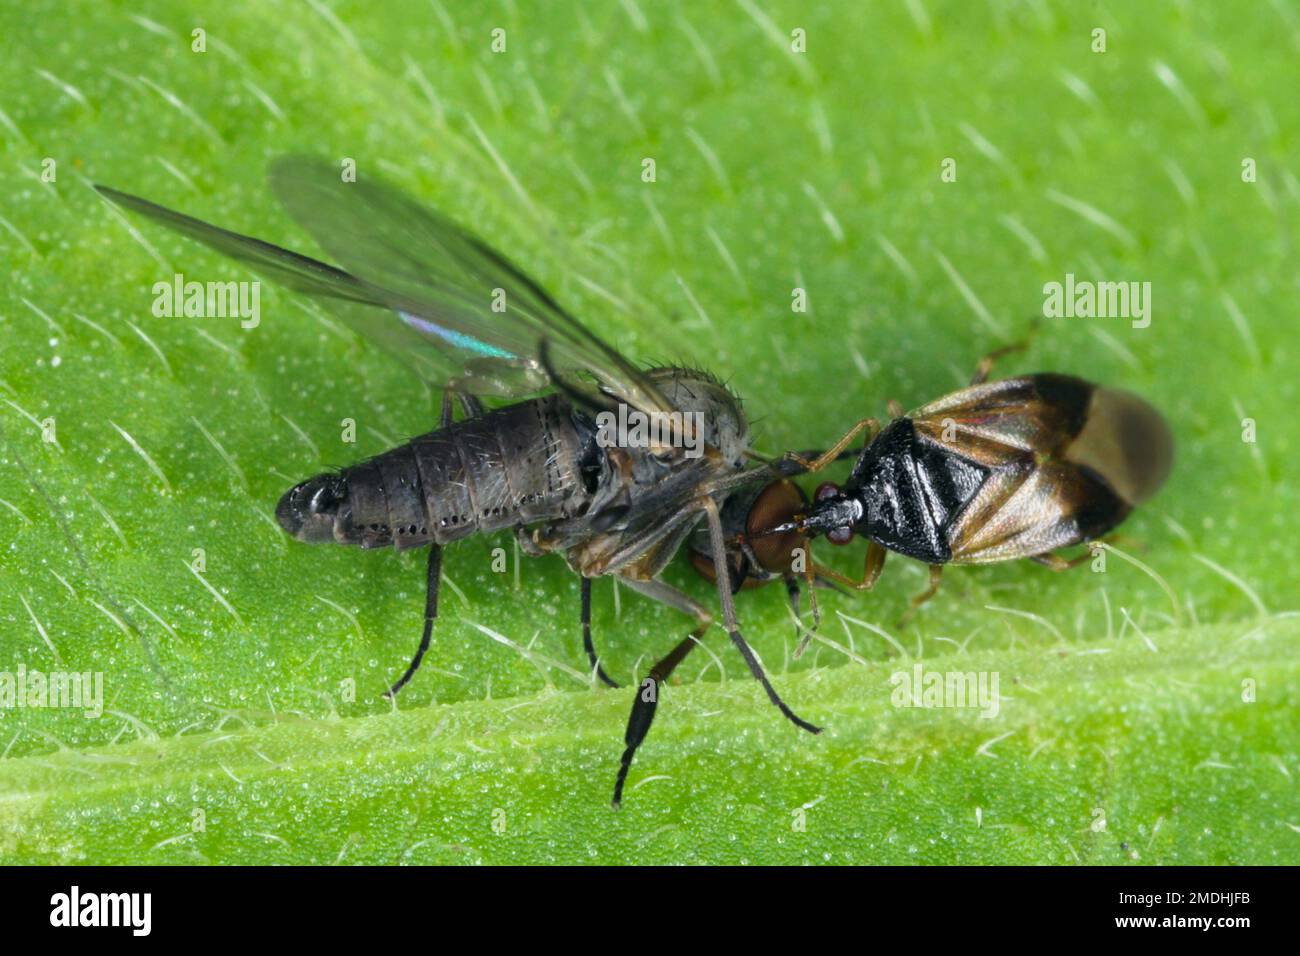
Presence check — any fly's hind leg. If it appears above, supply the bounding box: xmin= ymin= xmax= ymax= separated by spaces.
xmin=580 ymin=577 xmax=619 ymax=689
xmin=899 ymin=564 xmax=944 ymax=627
xmin=384 ymin=545 xmax=443 ymax=699
xmin=611 ymin=577 xmax=713 ymax=807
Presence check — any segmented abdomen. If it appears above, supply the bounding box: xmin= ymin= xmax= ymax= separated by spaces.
xmin=338 ymin=394 xmax=593 ymax=549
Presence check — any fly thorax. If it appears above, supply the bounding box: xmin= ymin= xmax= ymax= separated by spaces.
xmin=643 ymin=367 xmax=751 ymax=468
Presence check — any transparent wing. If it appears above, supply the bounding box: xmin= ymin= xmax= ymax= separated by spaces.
xmin=266 ymin=156 xmax=673 ymax=414
xmin=93 ymin=184 xmax=537 ymax=392
xmin=94 ymin=162 xmax=672 ymax=412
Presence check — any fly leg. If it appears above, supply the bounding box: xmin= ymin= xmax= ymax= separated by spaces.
xmin=702 ymin=497 xmax=822 ymax=735
xmin=612 ymin=633 xmax=699 ymax=807
xmin=899 ymin=564 xmax=944 ymax=626
xmin=384 ymin=545 xmax=442 ymax=698
xmin=782 ymin=419 xmax=881 ymax=474
xmin=580 ymin=577 xmax=620 ymax=689
xmin=380 ymin=387 xmax=478 ymax=699
xmin=787 ymin=574 xmax=819 ymax=658
xmin=437 ymin=387 xmax=484 ymax=427
xmin=611 ymin=577 xmax=713 ymax=807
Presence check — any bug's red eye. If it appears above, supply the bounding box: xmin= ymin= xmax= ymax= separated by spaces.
xmin=815 ymin=481 xmax=841 ymax=502
xmin=828 ymin=526 xmax=853 ymax=545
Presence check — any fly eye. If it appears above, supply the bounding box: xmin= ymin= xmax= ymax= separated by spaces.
xmin=828 ymin=526 xmax=853 ymax=545
xmin=815 ymin=481 xmax=841 ymax=502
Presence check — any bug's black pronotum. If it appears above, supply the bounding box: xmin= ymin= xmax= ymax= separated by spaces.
xmin=95 ymin=158 xmax=824 ymax=805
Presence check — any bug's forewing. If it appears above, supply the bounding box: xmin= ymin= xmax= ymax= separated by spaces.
xmin=907 ymin=374 xmax=1166 ymax=563
xmin=267 ymin=156 xmax=675 ymax=416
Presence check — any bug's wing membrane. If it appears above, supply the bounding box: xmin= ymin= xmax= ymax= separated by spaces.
xmin=267 ymin=156 xmax=675 ymax=416
xmin=93 ymin=184 xmax=531 ymax=391
xmin=908 ymin=375 xmax=1128 ymax=563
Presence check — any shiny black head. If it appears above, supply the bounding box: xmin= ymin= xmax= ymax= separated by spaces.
xmin=276 ymin=474 xmax=349 ymax=543
xmin=763 ymin=481 xmax=863 ymax=544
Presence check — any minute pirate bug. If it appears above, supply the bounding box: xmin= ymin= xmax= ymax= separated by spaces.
xmin=94 ymin=157 xmax=832 ymax=806
xmin=762 ymin=342 xmax=1174 ymax=615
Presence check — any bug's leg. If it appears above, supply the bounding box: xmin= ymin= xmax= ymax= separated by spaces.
xmin=580 ymin=577 xmax=619 ymax=689
xmin=783 ymin=419 xmax=880 ymax=474
xmin=887 ymin=399 xmax=904 ymax=419
xmin=612 ymin=633 xmax=699 ymax=807
xmin=899 ymin=564 xmax=944 ymax=626
xmin=384 ymin=545 xmax=443 ymax=698
xmin=810 ymin=540 xmax=888 ymax=591
xmin=702 ymin=497 xmax=822 ymax=735
xmin=1032 ymin=544 xmax=1101 ymax=571
xmin=970 ymin=324 xmax=1039 ymax=385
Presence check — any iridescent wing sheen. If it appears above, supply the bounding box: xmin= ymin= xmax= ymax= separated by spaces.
xmin=266 ymin=156 xmax=673 ymax=414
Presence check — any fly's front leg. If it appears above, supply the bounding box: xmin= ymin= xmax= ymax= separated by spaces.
xmin=611 ymin=577 xmax=713 ymax=807
xmin=702 ymin=497 xmax=821 ymax=735
xmin=783 ymin=419 xmax=880 ymax=474
xmin=580 ymin=577 xmax=619 ymax=689
xmin=786 ymin=574 xmax=817 ymax=658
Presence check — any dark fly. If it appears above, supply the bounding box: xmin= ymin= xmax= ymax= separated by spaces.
xmin=762 ymin=344 xmax=1174 ymax=616
xmin=95 ymin=158 xmax=819 ymax=806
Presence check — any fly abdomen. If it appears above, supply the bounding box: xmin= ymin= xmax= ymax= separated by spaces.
xmin=409 ymin=431 xmax=475 ymax=545
xmin=277 ymin=395 xmax=599 ymax=551
xmin=449 ymin=394 xmax=591 ymax=534
xmin=343 ymin=461 xmax=395 ymax=549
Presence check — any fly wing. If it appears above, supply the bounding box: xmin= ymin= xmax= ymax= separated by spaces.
xmin=95 ymin=160 xmax=675 ymax=413
xmin=93 ymin=183 xmax=536 ymax=393
xmin=266 ymin=156 xmax=675 ymax=415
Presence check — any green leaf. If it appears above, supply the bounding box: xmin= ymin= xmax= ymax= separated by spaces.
xmin=1 ymin=0 xmax=1296 ymax=864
